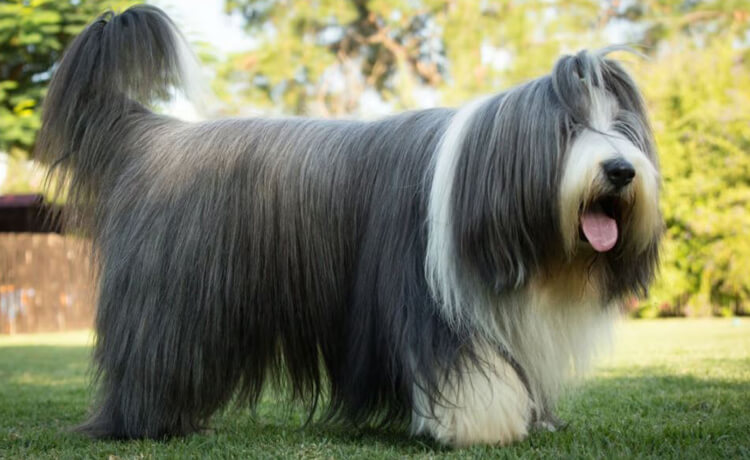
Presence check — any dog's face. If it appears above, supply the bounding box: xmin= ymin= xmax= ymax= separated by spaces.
xmin=557 ymin=87 xmax=662 ymax=299
xmin=561 ymin=90 xmax=661 ymax=255
xmin=430 ymin=50 xmax=661 ymax=316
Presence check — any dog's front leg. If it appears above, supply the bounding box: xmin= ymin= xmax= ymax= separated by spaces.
xmin=411 ymin=349 xmax=533 ymax=447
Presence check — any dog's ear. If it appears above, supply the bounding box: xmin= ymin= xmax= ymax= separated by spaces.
xmin=450 ymin=88 xmax=566 ymax=294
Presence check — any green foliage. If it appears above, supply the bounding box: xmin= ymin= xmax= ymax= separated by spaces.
xmin=220 ymin=0 xmax=603 ymax=114
xmin=220 ymin=0 xmax=750 ymax=114
xmin=0 ymin=0 xmax=135 ymax=156
xmin=636 ymin=38 xmax=750 ymax=317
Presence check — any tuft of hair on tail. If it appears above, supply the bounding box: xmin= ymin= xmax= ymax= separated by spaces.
xmin=36 ymin=5 xmax=201 ymax=231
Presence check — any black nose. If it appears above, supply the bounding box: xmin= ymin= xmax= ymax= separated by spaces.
xmin=602 ymin=158 xmax=635 ymax=189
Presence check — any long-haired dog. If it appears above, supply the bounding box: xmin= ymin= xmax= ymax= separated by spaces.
xmin=38 ymin=5 xmax=661 ymax=447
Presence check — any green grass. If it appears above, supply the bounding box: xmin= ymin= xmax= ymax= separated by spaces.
xmin=1 ymin=319 xmax=749 ymax=459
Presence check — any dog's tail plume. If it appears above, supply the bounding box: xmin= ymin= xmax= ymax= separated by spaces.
xmin=37 ymin=5 xmax=199 ymax=228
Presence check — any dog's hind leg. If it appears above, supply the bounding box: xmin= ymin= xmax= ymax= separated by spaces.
xmin=75 ymin=206 xmax=246 ymax=439
xmin=77 ymin=280 xmax=241 ymax=439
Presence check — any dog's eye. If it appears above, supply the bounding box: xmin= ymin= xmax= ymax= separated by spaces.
xmin=611 ymin=111 xmax=650 ymax=151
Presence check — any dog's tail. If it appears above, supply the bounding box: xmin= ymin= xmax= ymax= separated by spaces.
xmin=37 ymin=5 xmax=200 ymax=226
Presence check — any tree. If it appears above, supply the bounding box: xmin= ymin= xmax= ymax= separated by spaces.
xmin=0 ymin=0 xmax=134 ymax=157
xmin=1 ymin=0 xmax=748 ymax=315
xmin=220 ymin=0 xmax=750 ymax=116
xmin=630 ymin=7 xmax=750 ymax=317
xmin=219 ymin=0 xmax=602 ymax=116
xmin=588 ymin=0 xmax=750 ymax=316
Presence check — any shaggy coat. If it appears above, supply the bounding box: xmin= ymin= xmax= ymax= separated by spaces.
xmin=38 ymin=6 xmax=661 ymax=446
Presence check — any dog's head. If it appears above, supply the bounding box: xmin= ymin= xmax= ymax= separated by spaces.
xmin=427 ymin=49 xmax=661 ymax=320
xmin=554 ymin=50 xmax=662 ymax=300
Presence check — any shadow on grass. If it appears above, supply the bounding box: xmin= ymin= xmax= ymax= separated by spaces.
xmin=2 ymin=343 xmax=748 ymax=458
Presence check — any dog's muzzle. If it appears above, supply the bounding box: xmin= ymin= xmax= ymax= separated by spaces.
xmin=578 ymin=158 xmax=636 ymax=253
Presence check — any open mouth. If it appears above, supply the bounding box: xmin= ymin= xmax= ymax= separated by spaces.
xmin=579 ymin=196 xmax=623 ymax=253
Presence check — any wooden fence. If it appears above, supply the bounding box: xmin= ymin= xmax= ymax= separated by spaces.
xmin=0 ymin=233 xmax=94 ymax=334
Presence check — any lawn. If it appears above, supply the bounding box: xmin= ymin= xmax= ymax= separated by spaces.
xmin=1 ymin=319 xmax=748 ymax=459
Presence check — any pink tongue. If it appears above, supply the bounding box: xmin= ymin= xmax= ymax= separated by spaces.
xmin=581 ymin=211 xmax=618 ymax=252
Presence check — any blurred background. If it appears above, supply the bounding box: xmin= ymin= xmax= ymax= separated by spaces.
xmin=1 ymin=0 xmax=749 ymax=333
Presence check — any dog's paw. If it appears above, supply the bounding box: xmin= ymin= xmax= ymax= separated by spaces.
xmin=533 ymin=414 xmax=568 ymax=433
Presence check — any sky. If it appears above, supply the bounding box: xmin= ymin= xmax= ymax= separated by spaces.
xmin=151 ymin=0 xmax=256 ymax=54
xmin=146 ymin=0 xmax=264 ymax=120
